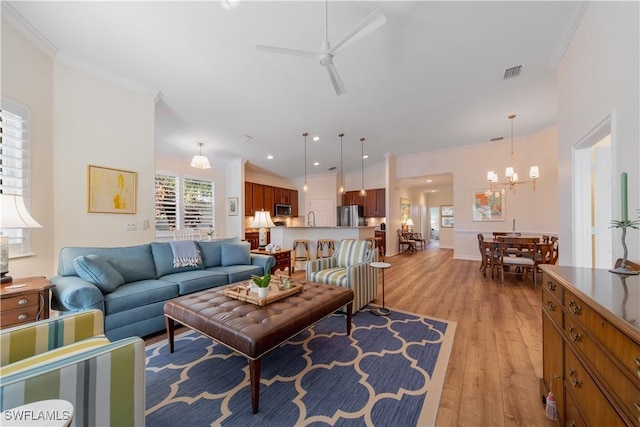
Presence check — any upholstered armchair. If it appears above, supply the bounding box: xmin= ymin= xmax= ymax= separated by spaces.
xmin=306 ymin=239 xmax=378 ymax=311
xmin=0 ymin=309 xmax=146 ymax=426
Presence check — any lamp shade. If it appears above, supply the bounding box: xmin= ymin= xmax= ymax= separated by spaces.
xmin=0 ymin=194 xmax=42 ymax=229
xmin=405 ymin=218 xmax=414 ymax=227
xmin=250 ymin=210 xmax=276 ymax=229
xmin=190 ymin=155 xmax=211 ymax=169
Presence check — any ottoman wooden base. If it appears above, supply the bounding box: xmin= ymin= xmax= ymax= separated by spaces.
xmin=164 ymin=282 xmax=354 ymax=413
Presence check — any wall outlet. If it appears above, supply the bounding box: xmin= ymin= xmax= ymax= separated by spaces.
xmin=125 ymin=222 xmax=137 ymax=231
xmin=141 ymin=219 xmax=149 ymax=230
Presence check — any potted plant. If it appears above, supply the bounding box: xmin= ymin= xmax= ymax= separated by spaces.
xmin=251 ymin=273 xmax=271 ymax=298
xmin=206 ymin=225 xmax=215 ymax=241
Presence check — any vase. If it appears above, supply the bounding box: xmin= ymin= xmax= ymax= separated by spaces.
xmin=257 ymin=287 xmax=269 ymax=299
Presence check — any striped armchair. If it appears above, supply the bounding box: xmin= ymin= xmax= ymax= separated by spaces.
xmin=0 ymin=309 xmax=145 ymax=426
xmin=306 ymin=239 xmax=378 ymax=311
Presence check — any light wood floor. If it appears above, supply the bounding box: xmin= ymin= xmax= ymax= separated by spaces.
xmin=146 ymin=243 xmax=555 ymax=426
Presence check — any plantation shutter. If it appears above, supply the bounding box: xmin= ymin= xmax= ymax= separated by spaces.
xmin=183 ymin=178 xmax=214 ymax=229
xmin=155 ymin=175 xmax=177 ymax=231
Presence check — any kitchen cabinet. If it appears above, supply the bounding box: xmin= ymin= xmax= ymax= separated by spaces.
xmin=290 ymin=190 xmax=299 ymax=217
xmin=246 ymin=182 xmax=299 ymax=217
xmin=244 ymin=182 xmax=254 ymax=216
xmin=263 ymin=185 xmax=275 ymax=216
xmin=343 ymin=189 xmax=385 ymax=217
xmin=539 ymin=265 xmax=639 ymax=426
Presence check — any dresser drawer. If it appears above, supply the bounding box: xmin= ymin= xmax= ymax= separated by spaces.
xmin=542 ymin=275 xmax=562 ymax=304
xmin=564 ymin=346 xmax=626 ymax=426
xmin=565 ymin=387 xmax=588 ymax=427
xmin=542 ymin=288 xmax=562 ymax=327
xmin=1 ymin=292 xmax=40 ymax=310
xmin=0 ymin=306 xmax=40 ymax=327
xmin=592 ymin=310 xmax=640 ymax=386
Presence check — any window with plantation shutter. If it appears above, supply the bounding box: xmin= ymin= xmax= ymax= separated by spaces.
xmin=0 ymin=98 xmax=34 ymax=255
xmin=155 ymin=173 xmax=215 ymax=233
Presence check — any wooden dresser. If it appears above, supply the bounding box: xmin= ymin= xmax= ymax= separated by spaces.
xmin=0 ymin=277 xmax=54 ymax=328
xmin=540 ymin=265 xmax=640 ymax=426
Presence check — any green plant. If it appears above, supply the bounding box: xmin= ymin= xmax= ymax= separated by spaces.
xmin=251 ymin=273 xmax=271 ymax=288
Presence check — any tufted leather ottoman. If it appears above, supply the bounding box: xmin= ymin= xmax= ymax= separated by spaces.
xmin=163 ymin=281 xmax=354 ymax=413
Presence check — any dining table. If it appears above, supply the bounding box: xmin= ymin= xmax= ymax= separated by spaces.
xmin=481 ymin=236 xmax=554 ymax=279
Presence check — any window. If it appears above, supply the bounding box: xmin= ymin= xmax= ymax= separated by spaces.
xmin=155 ymin=173 xmax=215 ymax=232
xmin=0 ymin=98 xmax=35 ymax=256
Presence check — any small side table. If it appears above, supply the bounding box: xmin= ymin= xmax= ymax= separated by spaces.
xmin=0 ymin=276 xmax=53 ymax=329
xmin=370 ymin=262 xmax=391 ymax=316
xmin=250 ymin=249 xmax=293 ymax=277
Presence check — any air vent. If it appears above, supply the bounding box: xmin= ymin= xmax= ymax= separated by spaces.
xmin=503 ymin=64 xmax=523 ymax=80
xmin=490 ymin=137 xmax=504 ymax=142
xmin=328 ymin=166 xmax=337 ymax=171
xmin=236 ymin=134 xmax=253 ymax=143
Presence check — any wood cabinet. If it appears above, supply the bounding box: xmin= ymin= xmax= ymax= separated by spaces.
xmin=342 ymin=188 xmax=385 ymax=217
xmin=0 ymin=277 xmax=53 ymax=328
xmin=251 ymin=249 xmax=292 ymax=276
xmin=244 ymin=231 xmax=270 ymax=250
xmin=246 ymin=183 xmax=298 ymax=217
xmin=539 ymin=265 xmax=640 ymax=426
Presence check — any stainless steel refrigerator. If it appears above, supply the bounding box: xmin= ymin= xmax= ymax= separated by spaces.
xmin=337 ymin=205 xmax=365 ymax=227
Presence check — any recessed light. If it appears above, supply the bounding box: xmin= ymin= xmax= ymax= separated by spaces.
xmin=363 ymin=154 xmax=369 ymax=159
xmin=313 ymin=136 xmax=320 ymax=142
xmin=313 ymin=162 xmax=319 ymax=166
xmin=426 ymin=179 xmax=432 ymax=183
xmin=267 ymin=155 xmax=274 ymax=160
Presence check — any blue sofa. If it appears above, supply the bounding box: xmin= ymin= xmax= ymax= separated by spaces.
xmin=50 ymin=238 xmax=275 ymax=341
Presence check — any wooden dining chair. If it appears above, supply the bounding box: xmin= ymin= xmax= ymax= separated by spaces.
xmin=496 ymin=239 xmax=537 ymax=288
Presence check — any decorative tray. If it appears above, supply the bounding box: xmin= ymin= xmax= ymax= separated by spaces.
xmin=223 ymin=277 xmax=305 ymax=306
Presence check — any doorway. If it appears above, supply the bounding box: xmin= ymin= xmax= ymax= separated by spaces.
xmin=573 ymin=115 xmax=613 ymax=269
xmin=429 ymin=207 xmax=440 ymax=242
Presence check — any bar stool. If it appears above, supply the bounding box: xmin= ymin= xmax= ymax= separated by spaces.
xmin=316 ymin=239 xmax=335 ymax=258
xmin=373 ymin=237 xmax=384 ymax=260
xmin=291 ymin=239 xmax=311 ymax=274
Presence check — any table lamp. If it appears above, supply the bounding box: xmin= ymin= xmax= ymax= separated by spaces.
xmin=250 ymin=210 xmax=276 ymax=250
xmin=406 ymin=218 xmax=414 ymax=232
xmin=1 ymin=194 xmax=42 ymax=284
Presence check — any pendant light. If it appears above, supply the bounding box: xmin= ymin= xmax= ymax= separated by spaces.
xmin=338 ymin=133 xmax=345 ymax=194
xmin=302 ymin=132 xmax=309 ymax=192
xmin=359 ymin=137 xmax=367 ymax=197
xmin=190 ymin=142 xmax=211 ymax=169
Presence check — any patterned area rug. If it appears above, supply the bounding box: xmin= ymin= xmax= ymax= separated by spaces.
xmin=145 ymin=306 xmax=456 ymax=426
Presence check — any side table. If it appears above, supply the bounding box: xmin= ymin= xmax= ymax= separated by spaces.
xmin=250 ymin=249 xmax=293 ymax=277
xmin=0 ymin=276 xmax=53 ymax=328
xmin=370 ymin=262 xmax=391 ymax=316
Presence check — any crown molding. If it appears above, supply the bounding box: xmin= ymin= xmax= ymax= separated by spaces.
xmin=547 ymin=1 xmax=590 ymax=68
xmin=1 ymin=2 xmax=58 ymax=59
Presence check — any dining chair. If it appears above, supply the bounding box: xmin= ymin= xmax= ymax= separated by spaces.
xmin=496 ymin=239 xmax=537 ymax=288
xmin=172 ymin=229 xmax=198 ymax=240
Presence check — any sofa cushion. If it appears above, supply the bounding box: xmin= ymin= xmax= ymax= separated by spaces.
xmin=160 ymin=270 xmax=230 ymax=295
xmin=150 ymin=242 xmax=204 ymax=278
xmin=198 ymin=238 xmax=240 ymax=268
xmin=221 ymin=241 xmax=251 ymax=266
xmin=103 ymin=279 xmax=179 ymax=315
xmin=336 ymin=240 xmax=370 ymax=268
xmin=308 ymin=268 xmax=348 ymax=287
xmin=73 ymin=255 xmax=125 ymax=294
xmin=210 ymin=265 xmax=264 ymax=284
xmin=58 ymin=245 xmax=156 ymax=283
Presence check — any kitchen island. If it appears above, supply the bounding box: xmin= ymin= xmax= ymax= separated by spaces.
xmin=269 ymin=226 xmax=376 ymax=269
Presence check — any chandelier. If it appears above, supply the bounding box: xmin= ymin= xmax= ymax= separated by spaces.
xmin=486 ymin=114 xmax=539 ymax=193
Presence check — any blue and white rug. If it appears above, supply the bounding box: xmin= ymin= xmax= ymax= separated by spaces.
xmin=145 ymin=306 xmax=456 ymax=426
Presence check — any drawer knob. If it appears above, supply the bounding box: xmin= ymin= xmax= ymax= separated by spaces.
xmin=546 ymin=281 xmax=556 ymax=292
xmin=546 ymin=301 xmax=556 ymax=311
xmin=18 ymin=298 xmax=28 ymax=305
xmin=568 ymin=300 xmax=582 ymax=315
xmin=569 ymin=369 xmax=582 ymax=388
xmin=569 ymin=326 xmax=581 ymax=342
xmin=17 ymin=313 xmax=28 ymax=321
xmin=569 ymin=421 xmax=576 ymax=427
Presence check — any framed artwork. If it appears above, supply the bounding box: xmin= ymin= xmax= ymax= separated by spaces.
xmin=227 ymin=197 xmax=239 ymax=216
xmin=442 ymin=217 xmax=454 ymax=228
xmin=87 ymin=165 xmax=136 ymax=214
xmin=441 ymin=205 xmax=454 ymax=216
xmin=400 ymin=197 xmax=410 ymax=222
xmin=472 ymin=189 xmax=505 ymax=221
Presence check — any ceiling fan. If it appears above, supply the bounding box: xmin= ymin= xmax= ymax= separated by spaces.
xmin=256 ymin=1 xmax=387 ymax=96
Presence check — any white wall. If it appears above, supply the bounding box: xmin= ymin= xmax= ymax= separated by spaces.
xmin=52 ymin=62 xmax=156 ymax=269
xmin=557 ymin=1 xmax=640 ymax=266
xmin=1 ymin=21 xmax=54 ymax=278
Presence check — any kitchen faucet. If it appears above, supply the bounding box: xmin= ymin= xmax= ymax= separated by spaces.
xmin=307 ymin=211 xmax=316 ymax=227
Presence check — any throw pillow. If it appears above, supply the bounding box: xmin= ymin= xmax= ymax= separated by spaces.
xmin=73 ymin=254 xmax=125 ymax=294
xmin=221 ymin=242 xmax=251 ymax=266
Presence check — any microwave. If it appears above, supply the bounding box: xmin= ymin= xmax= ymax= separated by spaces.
xmin=274 ymin=204 xmax=292 ymax=217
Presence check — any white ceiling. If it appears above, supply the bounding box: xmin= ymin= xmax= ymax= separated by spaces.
xmin=6 ymin=1 xmax=585 ymax=191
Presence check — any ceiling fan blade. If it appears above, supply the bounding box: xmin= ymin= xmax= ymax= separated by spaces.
xmin=328 ymin=9 xmax=387 ymax=55
xmin=326 ymin=63 xmax=346 ymax=96
xmin=256 ymin=45 xmax=318 ymax=59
